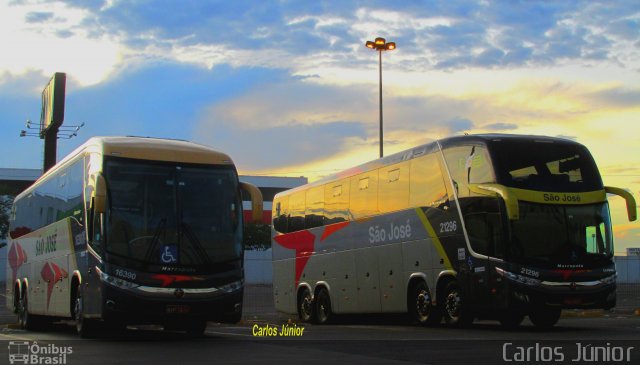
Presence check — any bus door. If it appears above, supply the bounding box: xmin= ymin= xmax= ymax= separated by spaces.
xmin=463 ymin=204 xmax=505 ymax=309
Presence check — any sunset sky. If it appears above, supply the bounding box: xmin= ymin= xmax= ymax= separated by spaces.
xmin=0 ymin=0 xmax=638 ymax=253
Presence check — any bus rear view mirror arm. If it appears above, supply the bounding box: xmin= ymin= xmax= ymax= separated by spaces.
xmin=240 ymin=182 xmax=264 ymax=223
xmin=470 ymin=183 xmax=520 ymax=220
xmin=93 ymin=173 xmax=107 ymax=214
xmin=605 ymin=186 xmax=637 ymax=222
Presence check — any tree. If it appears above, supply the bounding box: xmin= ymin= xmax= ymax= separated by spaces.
xmin=243 ymin=224 xmax=271 ymax=251
xmin=0 ymin=195 xmax=13 ymax=241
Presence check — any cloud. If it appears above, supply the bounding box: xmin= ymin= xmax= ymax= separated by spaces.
xmin=24 ymin=11 xmax=54 ymax=23
xmin=582 ymin=87 xmax=640 ymax=108
xmin=482 ymin=122 xmax=518 ymax=131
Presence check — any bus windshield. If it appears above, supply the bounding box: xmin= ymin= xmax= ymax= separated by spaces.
xmin=104 ymin=158 xmax=242 ymax=266
xmin=508 ymin=202 xmax=613 ymax=267
xmin=489 ymin=139 xmax=603 ymax=192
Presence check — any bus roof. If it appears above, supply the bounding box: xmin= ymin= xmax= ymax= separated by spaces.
xmin=275 ymin=133 xmax=585 ymax=198
xmin=16 ymin=136 xmax=235 ymax=201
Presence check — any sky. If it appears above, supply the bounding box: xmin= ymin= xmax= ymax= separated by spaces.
xmin=0 ymin=0 xmax=638 ymax=253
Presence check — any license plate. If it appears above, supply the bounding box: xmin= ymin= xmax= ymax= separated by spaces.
xmin=563 ymin=298 xmax=582 ymax=305
xmin=166 ymin=305 xmax=190 ymax=314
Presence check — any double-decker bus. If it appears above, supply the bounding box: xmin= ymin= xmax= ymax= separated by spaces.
xmin=6 ymin=137 xmax=263 ymax=337
xmin=271 ymin=134 xmax=636 ymax=328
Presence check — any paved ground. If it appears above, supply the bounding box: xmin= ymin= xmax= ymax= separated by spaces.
xmin=0 ymin=284 xmax=638 ymax=364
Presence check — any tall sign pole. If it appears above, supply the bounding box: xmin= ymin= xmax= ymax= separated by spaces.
xmin=40 ymin=73 xmax=66 ymax=173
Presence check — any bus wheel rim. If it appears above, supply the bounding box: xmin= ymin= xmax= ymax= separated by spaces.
xmin=446 ymin=290 xmax=461 ymax=319
xmin=416 ymin=290 xmax=431 ymax=319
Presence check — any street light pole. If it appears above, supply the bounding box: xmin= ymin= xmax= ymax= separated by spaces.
xmin=378 ymin=49 xmax=383 ymax=159
xmin=366 ymin=37 xmax=395 ymax=158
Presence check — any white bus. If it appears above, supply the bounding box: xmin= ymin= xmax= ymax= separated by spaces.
xmin=6 ymin=136 xmax=263 ymax=337
xmin=271 ymin=134 xmax=636 ymax=328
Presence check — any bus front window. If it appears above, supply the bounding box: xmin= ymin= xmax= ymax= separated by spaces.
xmin=508 ymin=202 xmax=613 ymax=267
xmin=104 ymin=158 xmax=242 ymax=267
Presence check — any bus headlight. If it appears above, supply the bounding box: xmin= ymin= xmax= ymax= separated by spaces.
xmin=599 ymin=274 xmax=616 ymax=285
xmin=495 ymin=267 xmax=541 ymax=286
xmin=97 ymin=267 xmax=140 ymax=290
xmin=218 ymin=280 xmax=243 ymax=293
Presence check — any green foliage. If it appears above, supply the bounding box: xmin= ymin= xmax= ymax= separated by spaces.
xmin=243 ymin=223 xmax=272 ymax=251
xmin=0 ymin=195 xmax=13 ymax=240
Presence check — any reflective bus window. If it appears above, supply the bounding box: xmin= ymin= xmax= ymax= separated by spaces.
xmin=443 ymin=145 xmax=494 ymax=198
xmin=409 ymin=154 xmax=449 ymax=209
xmin=489 ymin=139 xmax=601 ymax=192
xmin=379 ymin=162 xmax=409 ymax=213
xmin=288 ymin=191 xmax=306 ymax=232
xmin=325 ymin=180 xmax=350 ymax=225
xmin=305 ymin=186 xmax=325 ymax=229
xmin=273 ymin=196 xmax=289 ymax=233
xmin=350 ymin=171 xmax=379 ymax=219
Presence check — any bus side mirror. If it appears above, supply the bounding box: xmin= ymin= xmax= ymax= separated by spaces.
xmin=240 ymin=182 xmax=263 ymax=224
xmin=470 ymin=183 xmax=520 ymax=220
xmin=93 ymin=173 xmax=107 ymax=214
xmin=605 ymin=186 xmax=637 ymax=222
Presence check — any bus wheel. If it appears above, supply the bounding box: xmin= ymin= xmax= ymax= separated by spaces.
xmin=499 ymin=311 xmax=525 ymax=329
xmin=298 ymin=287 xmax=314 ymax=323
xmin=442 ymin=281 xmax=473 ymax=327
xmin=409 ymin=281 xmax=438 ymax=325
xmin=18 ymin=292 xmax=31 ymax=330
xmin=17 ymin=292 xmax=46 ymax=331
xmin=529 ymin=307 xmax=561 ymax=329
xmin=74 ymin=285 xmax=96 ymax=338
xmin=186 ymin=320 xmax=208 ymax=338
xmin=314 ymin=287 xmax=332 ymax=324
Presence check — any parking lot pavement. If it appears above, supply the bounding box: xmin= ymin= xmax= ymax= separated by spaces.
xmin=1 ymin=283 xmax=638 ymax=328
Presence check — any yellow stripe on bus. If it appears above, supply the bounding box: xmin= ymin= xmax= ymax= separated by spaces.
xmin=415 ymin=208 xmax=453 ymax=270
xmin=510 ymin=188 xmax=606 ymax=205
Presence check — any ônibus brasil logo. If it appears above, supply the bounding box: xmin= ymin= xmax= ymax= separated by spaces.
xmin=8 ymin=341 xmax=72 ymax=364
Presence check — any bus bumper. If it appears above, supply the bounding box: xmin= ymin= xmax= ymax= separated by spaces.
xmin=505 ymin=281 xmax=616 ymax=310
xmin=99 ymin=282 xmax=244 ymax=324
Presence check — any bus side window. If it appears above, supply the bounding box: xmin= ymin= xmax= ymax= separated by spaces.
xmin=305 ymin=186 xmax=325 ymax=229
xmin=324 ymin=179 xmax=350 ymax=225
xmin=349 ymin=171 xmax=379 ymax=219
xmin=379 ymin=162 xmax=409 ymax=213
xmin=409 ymin=154 xmax=449 ymax=209
xmin=273 ymin=196 xmax=289 ymax=233
xmin=443 ymin=146 xmax=474 ymax=198
xmin=288 ymin=191 xmax=306 ymax=233
xmin=89 ymin=206 xmax=103 ymax=251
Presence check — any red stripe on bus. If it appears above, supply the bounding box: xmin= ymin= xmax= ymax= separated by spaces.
xmin=320 ymin=221 xmax=350 ymax=242
xmin=273 ymin=230 xmax=316 ymax=286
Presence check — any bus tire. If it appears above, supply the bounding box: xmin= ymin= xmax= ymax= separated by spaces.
xmin=220 ymin=311 xmax=242 ymax=324
xmin=442 ymin=281 xmax=473 ymax=327
xmin=186 ymin=320 xmax=208 ymax=338
xmin=74 ymin=284 xmax=97 ymax=338
xmin=18 ymin=292 xmax=32 ymax=330
xmin=529 ymin=307 xmax=561 ymax=329
xmin=314 ymin=287 xmax=332 ymax=324
xmin=408 ymin=281 xmax=439 ymax=325
xmin=499 ymin=311 xmax=525 ymax=329
xmin=297 ymin=287 xmax=314 ymax=323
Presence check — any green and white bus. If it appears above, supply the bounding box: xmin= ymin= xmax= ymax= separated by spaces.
xmin=6 ymin=136 xmax=263 ymax=337
xmin=271 ymin=134 xmax=636 ymax=328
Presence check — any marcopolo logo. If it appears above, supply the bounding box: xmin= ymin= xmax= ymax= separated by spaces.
xmin=8 ymin=341 xmax=73 ymax=364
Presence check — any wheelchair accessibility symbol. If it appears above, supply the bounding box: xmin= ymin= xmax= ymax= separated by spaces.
xmin=161 ymin=245 xmax=178 ymax=264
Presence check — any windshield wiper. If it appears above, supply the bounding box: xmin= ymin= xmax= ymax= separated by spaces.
xmin=181 ymin=223 xmax=213 ymax=266
xmin=144 ymin=218 xmax=167 ymax=263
